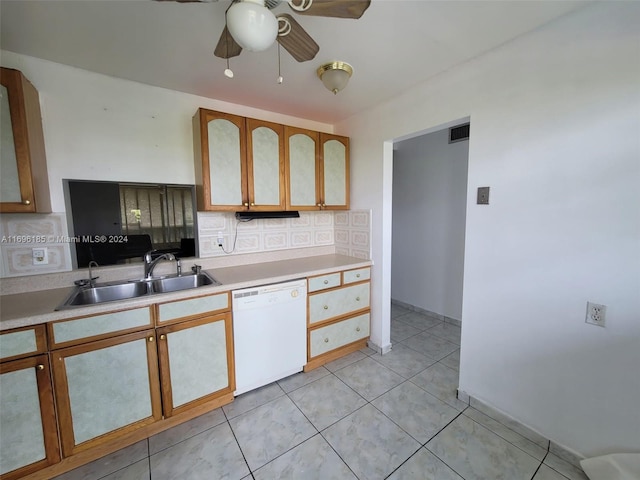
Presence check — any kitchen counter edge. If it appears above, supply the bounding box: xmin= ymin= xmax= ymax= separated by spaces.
xmin=0 ymin=254 xmax=372 ymax=331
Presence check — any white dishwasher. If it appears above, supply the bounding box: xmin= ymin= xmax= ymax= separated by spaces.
xmin=232 ymin=279 xmax=307 ymax=396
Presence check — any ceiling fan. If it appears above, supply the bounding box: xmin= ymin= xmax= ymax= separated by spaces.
xmin=157 ymin=0 xmax=371 ymax=63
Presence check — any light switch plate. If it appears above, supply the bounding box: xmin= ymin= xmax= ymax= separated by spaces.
xmin=477 ymin=186 xmax=490 ymax=205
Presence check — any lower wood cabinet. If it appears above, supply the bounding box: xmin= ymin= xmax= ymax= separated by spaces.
xmin=0 ymin=355 xmax=59 ymax=480
xmin=305 ymin=267 xmax=371 ymax=371
xmin=51 ymin=330 xmax=162 ymax=457
xmin=157 ymin=313 xmax=235 ymax=417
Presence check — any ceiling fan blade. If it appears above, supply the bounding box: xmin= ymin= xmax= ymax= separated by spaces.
xmin=290 ymin=0 xmax=370 ymax=19
xmin=276 ymin=14 xmax=319 ymax=62
xmin=214 ymin=25 xmax=243 ymax=59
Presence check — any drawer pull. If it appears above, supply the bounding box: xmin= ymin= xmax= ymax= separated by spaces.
xmin=356 ymin=273 xmax=361 ymax=278
xmin=356 ymin=297 xmax=360 ymax=301
xmin=323 ymin=305 xmax=329 ymax=310
xmin=356 ymin=327 xmax=361 ymax=332
xmin=36 ymin=364 xmax=44 ymax=371
xmin=324 ymin=338 xmax=329 ymax=343
xmin=324 ymin=280 xmax=329 ymax=284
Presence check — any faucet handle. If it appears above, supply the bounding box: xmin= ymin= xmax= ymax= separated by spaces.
xmin=191 ymin=264 xmax=202 ymax=274
xmin=144 ymin=249 xmax=157 ymax=261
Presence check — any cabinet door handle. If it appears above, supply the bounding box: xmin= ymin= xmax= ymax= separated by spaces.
xmin=244 ymin=202 xmax=249 ymax=207
xmin=160 ymin=334 xmax=166 ymax=340
xmin=356 ymin=327 xmax=361 ymax=332
xmin=323 ymin=305 xmax=329 ymax=310
xmin=36 ymin=364 xmax=44 ymax=371
xmin=23 ymin=199 xmax=31 ymax=205
xmin=148 ymin=336 xmax=154 ymax=342
xmin=324 ymin=338 xmax=329 ymax=343
xmin=250 ymin=202 xmax=255 ymax=206
xmin=317 ymin=203 xmax=322 ymax=207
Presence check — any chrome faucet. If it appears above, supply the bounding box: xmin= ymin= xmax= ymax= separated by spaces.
xmin=143 ymin=250 xmax=175 ymax=280
xmin=88 ymin=260 xmax=99 ymax=288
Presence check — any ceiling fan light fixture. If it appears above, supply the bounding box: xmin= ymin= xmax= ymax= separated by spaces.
xmin=317 ymin=61 xmax=353 ymax=94
xmin=227 ymin=0 xmax=278 ymax=52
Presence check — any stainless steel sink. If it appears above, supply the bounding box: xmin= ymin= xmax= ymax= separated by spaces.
xmin=149 ymin=273 xmax=216 ymax=293
xmin=56 ymin=272 xmax=221 ymax=310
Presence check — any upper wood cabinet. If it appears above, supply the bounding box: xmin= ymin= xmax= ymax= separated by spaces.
xmin=320 ymin=133 xmax=349 ymax=210
xmin=285 ymin=128 xmax=350 ymax=210
xmin=285 ymin=126 xmax=320 ymax=210
xmin=193 ymin=109 xmax=285 ymax=211
xmin=246 ymin=118 xmax=285 ymax=211
xmin=0 ymin=67 xmax=51 ymax=213
xmin=194 ymin=108 xmax=349 ymax=212
xmin=193 ymin=109 xmax=246 ymax=211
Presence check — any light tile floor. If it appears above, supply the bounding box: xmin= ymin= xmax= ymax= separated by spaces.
xmin=55 ymin=305 xmax=589 ymax=480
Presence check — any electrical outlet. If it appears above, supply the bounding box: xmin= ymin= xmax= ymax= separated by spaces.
xmin=217 ymin=232 xmax=224 ymax=247
xmin=585 ymin=301 xmax=606 ymax=327
xmin=32 ymin=247 xmax=49 ymax=265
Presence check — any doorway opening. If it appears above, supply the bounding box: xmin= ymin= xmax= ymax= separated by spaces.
xmin=391 ymin=121 xmax=469 ymax=323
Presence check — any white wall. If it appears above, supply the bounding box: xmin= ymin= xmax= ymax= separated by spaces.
xmin=339 ymin=2 xmax=640 ymax=457
xmin=392 ymin=128 xmax=468 ymax=321
xmin=0 ymin=51 xmax=333 ymax=212
xmin=0 ymin=52 xmax=337 ymax=277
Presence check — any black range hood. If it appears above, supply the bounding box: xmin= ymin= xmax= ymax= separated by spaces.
xmin=235 ymin=211 xmax=300 ymax=221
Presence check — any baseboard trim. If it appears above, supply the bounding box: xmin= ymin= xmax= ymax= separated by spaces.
xmin=459 ymin=392 xmax=585 ymax=469
xmin=366 ymin=339 xmax=392 ymax=355
xmin=391 ymin=299 xmax=461 ymax=325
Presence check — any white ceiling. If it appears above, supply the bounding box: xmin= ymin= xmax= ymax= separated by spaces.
xmin=0 ymin=0 xmax=588 ymax=124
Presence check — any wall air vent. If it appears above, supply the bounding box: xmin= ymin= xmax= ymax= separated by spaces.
xmin=449 ymin=123 xmax=470 ymax=144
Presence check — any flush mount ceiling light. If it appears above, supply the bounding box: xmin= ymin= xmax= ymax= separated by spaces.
xmin=317 ymin=61 xmax=353 ymax=94
xmin=226 ymin=0 xmax=278 ymax=52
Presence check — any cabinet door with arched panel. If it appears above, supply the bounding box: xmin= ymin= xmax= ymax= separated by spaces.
xmin=320 ymin=133 xmax=349 ymax=210
xmin=285 ymin=126 xmax=320 ymax=210
xmin=246 ymin=118 xmax=285 ymax=211
xmin=193 ymin=109 xmax=247 ymax=211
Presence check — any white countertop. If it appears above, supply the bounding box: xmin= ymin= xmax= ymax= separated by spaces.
xmin=0 ymin=254 xmax=371 ymax=331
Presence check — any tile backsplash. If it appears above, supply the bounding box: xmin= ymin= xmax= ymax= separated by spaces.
xmin=198 ymin=210 xmax=371 ymax=260
xmin=0 ymin=213 xmax=74 ymax=278
xmin=334 ymin=210 xmax=372 ymax=259
xmin=0 ymin=210 xmax=371 ymax=279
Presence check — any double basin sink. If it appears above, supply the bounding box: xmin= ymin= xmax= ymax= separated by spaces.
xmin=56 ymin=272 xmax=221 ymax=310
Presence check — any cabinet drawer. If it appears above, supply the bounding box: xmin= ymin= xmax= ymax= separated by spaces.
xmin=0 ymin=325 xmax=47 ymax=362
xmin=49 ymin=307 xmax=152 ymax=348
xmin=308 ymin=282 xmax=370 ymax=325
xmin=157 ymin=292 xmax=229 ymax=324
xmin=343 ymin=267 xmax=370 ymax=285
xmin=308 ymin=272 xmax=341 ymax=293
xmin=310 ymin=313 xmax=370 ymax=358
